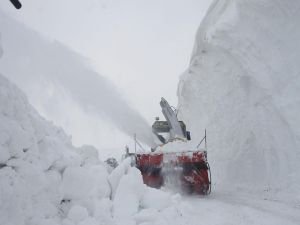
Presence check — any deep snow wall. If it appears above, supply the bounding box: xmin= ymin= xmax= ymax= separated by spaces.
xmin=0 ymin=71 xmax=178 ymax=225
xmin=178 ymin=0 xmax=300 ymax=192
xmin=0 ymin=72 xmax=112 ymax=225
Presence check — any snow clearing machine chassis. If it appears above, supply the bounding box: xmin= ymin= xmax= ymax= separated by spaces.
xmin=133 ymin=98 xmax=211 ymax=195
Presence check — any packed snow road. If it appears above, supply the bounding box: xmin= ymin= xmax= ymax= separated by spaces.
xmin=154 ymin=190 xmax=300 ymax=225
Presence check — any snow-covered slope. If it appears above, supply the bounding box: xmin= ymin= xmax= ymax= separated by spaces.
xmin=0 ymin=69 xmax=180 ymax=225
xmin=1 ymin=29 xmax=113 ymax=225
xmin=178 ymin=0 xmax=300 ymax=193
xmin=0 ymin=73 xmax=114 ymax=225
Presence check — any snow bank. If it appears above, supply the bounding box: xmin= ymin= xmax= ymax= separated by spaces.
xmin=0 ymin=74 xmax=111 ymax=225
xmin=61 ymin=165 xmax=110 ymax=201
xmin=178 ymin=0 xmax=300 ymax=193
xmin=0 ymin=13 xmax=182 ymax=225
xmin=111 ymin=165 xmax=178 ymax=225
xmin=0 ymin=76 xmax=178 ymax=224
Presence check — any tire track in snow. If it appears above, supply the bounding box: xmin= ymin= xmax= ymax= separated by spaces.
xmin=176 ymin=192 xmax=300 ymax=225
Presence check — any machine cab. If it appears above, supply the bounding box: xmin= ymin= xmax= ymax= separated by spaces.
xmin=152 ymin=118 xmax=191 ymax=144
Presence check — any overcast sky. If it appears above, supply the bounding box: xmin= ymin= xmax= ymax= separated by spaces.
xmin=0 ymin=0 xmax=212 ymax=157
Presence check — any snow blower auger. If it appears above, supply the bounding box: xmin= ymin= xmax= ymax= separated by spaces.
xmin=131 ymin=98 xmax=211 ymax=195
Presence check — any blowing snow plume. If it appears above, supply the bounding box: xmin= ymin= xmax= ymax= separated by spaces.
xmin=0 ymin=10 xmax=155 ymax=147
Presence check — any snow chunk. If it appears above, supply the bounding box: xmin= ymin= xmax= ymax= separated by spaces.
xmin=75 ymin=145 xmax=100 ymax=166
xmin=108 ymin=157 xmax=132 ymax=199
xmin=141 ymin=187 xmax=172 ymax=211
xmin=67 ymin=205 xmax=88 ymax=223
xmin=62 ymin=164 xmax=110 ymax=201
xmin=113 ymin=167 xmax=145 ymax=220
xmin=134 ymin=208 xmax=159 ymax=224
xmin=92 ymin=198 xmax=113 ymax=224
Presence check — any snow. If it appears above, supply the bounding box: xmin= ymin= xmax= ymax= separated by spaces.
xmin=156 ymin=139 xmax=201 ymax=153
xmin=108 ymin=157 xmax=132 ymax=199
xmin=178 ymin=0 xmax=300 ymax=195
xmin=67 ymin=205 xmax=89 ymax=223
xmin=0 ymin=73 xmax=185 ymax=225
xmin=1 ymin=0 xmax=300 ymax=225
xmin=141 ymin=187 xmax=172 ymax=211
xmin=113 ymin=167 xmax=145 ymax=222
xmin=0 ymin=8 xmax=155 ymax=151
xmin=61 ymin=165 xmax=110 ymax=201
xmin=0 ymin=74 xmax=113 ymax=225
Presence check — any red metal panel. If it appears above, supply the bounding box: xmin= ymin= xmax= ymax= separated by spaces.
xmin=176 ymin=151 xmax=206 ymax=163
xmin=135 ymin=150 xmax=210 ymax=194
xmin=136 ymin=153 xmax=163 ymax=166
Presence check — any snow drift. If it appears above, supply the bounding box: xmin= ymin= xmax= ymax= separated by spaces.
xmin=0 ymin=39 xmax=180 ymax=222
xmin=0 ymin=73 xmax=181 ymax=225
xmin=0 ymin=73 xmax=113 ymax=225
xmin=178 ymin=0 xmax=300 ymax=193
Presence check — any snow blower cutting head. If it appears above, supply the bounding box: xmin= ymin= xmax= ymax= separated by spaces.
xmin=134 ymin=98 xmax=211 ymax=194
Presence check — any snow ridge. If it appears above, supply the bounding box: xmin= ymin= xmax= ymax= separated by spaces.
xmin=178 ymin=0 xmax=300 ymax=193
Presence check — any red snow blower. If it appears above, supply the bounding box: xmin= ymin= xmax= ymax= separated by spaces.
xmin=129 ymin=98 xmax=211 ymax=194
